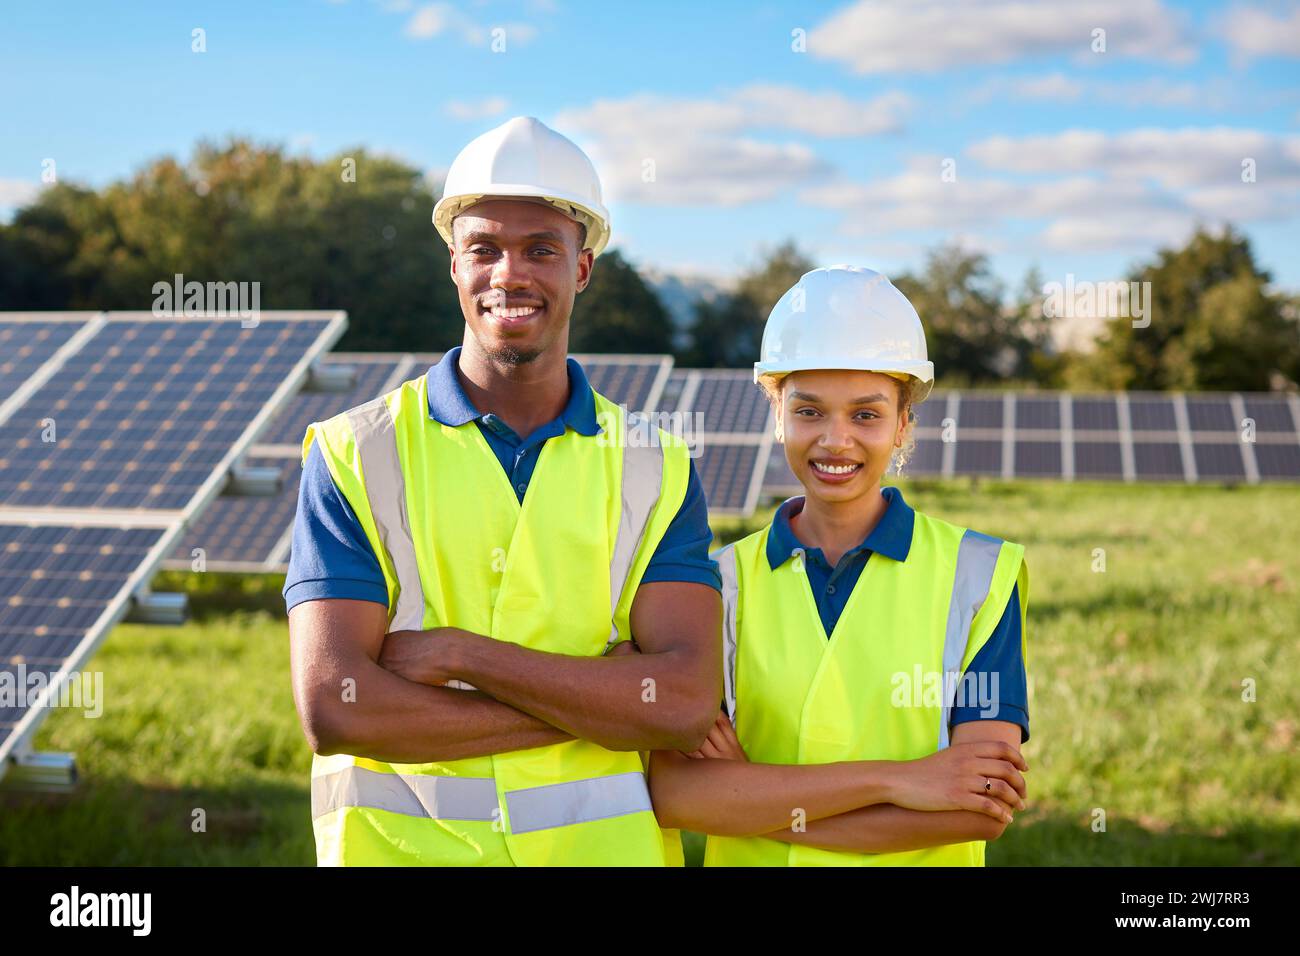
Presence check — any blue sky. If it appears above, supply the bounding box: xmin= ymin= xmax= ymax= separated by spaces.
xmin=2 ymin=0 xmax=1298 ymax=295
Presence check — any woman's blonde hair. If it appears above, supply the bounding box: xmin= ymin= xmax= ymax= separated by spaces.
xmin=758 ymin=371 xmax=918 ymax=476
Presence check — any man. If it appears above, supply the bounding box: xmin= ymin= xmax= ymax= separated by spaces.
xmin=284 ymin=116 xmax=722 ymax=866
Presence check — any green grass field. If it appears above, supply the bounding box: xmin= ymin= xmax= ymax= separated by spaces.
xmin=3 ymin=479 xmax=1298 ymax=865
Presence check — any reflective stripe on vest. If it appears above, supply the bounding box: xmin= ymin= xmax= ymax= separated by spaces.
xmin=717 ymin=543 xmax=739 ymax=723
xmin=313 ymin=766 xmax=498 ymax=822
xmin=347 ymin=399 xmax=425 ymax=633
xmin=605 ymin=412 xmax=665 ymax=647
xmin=937 ymin=529 xmax=1003 ymax=751
xmin=312 ymin=766 xmax=652 ymax=833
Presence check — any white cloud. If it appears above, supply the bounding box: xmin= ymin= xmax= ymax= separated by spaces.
xmin=966 ymin=73 xmax=1211 ymax=109
xmin=1221 ymin=3 xmax=1300 ymax=60
xmin=554 ymin=86 xmax=907 ymax=206
xmin=0 ymin=178 xmax=42 ymax=209
xmin=401 ymin=2 xmax=534 ymax=46
xmin=731 ymin=86 xmax=911 ymax=136
xmin=800 ymin=128 xmax=1300 ymax=255
xmin=408 ymin=4 xmax=481 ymax=42
xmin=445 ymin=97 xmax=509 ymax=120
xmin=967 ymin=127 xmax=1300 ymax=190
xmin=807 ymin=0 xmax=1196 ymax=74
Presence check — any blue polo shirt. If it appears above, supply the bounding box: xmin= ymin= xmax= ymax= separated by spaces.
xmin=764 ymin=486 xmax=1029 ymax=742
xmin=283 ymin=347 xmax=722 ymax=613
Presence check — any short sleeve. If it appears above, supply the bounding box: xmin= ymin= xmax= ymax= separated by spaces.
xmin=950 ymin=582 xmax=1029 ymax=742
xmin=282 ymin=442 xmax=389 ymax=613
xmin=639 ymin=458 xmax=722 ymax=592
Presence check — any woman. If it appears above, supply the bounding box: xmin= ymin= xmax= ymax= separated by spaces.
xmin=643 ymin=265 xmax=1031 ymax=866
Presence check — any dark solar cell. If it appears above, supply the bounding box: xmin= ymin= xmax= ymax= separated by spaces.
xmin=0 ymin=320 xmax=86 ymax=400
xmin=659 ymin=370 xmax=693 ymax=414
xmin=956 ymin=396 xmax=1003 ymax=429
xmin=1073 ymin=440 xmax=1124 ymax=478
xmin=1071 ymin=397 xmax=1120 ymax=431
xmin=1241 ymin=397 xmax=1295 ymax=434
xmin=259 ymin=359 xmax=401 ymax=447
xmin=1192 ymin=442 xmax=1246 ymax=480
xmin=693 ymin=443 xmax=760 ymax=511
xmin=1254 ymin=443 xmax=1300 ymax=479
xmin=1132 ymin=441 xmax=1185 ymax=478
xmin=1127 ymin=398 xmax=1177 ymax=431
xmin=762 ymin=448 xmax=800 ymax=493
xmin=692 ymin=375 xmax=768 ymax=433
xmin=912 ymin=393 xmax=949 ymax=428
xmin=584 ymin=361 xmax=659 ymax=412
xmin=171 ymin=458 xmax=300 ymax=570
xmin=1014 ymin=397 xmax=1061 ymax=430
xmin=953 ymin=439 xmax=1003 ymax=475
xmin=1185 ymin=397 xmax=1235 ymax=432
xmin=1014 ymin=440 xmax=1063 ymax=477
xmin=0 ymin=319 xmax=329 ymax=511
xmin=905 ymin=438 xmax=944 ymax=475
xmin=0 ymin=523 xmax=165 ymax=684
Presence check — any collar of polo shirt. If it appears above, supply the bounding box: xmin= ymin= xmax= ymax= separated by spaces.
xmin=766 ymin=484 xmax=916 ymax=570
xmin=425 ymin=345 xmax=603 ymax=437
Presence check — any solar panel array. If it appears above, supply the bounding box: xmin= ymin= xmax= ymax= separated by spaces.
xmin=761 ymin=389 xmax=1300 ymax=495
xmin=0 ymin=311 xmax=345 ymax=780
xmin=166 ymin=352 xmax=677 ymax=573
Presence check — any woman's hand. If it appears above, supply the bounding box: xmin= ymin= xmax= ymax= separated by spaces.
xmin=889 ymin=740 xmax=1027 ymax=823
xmin=684 ymin=709 xmax=748 ymax=761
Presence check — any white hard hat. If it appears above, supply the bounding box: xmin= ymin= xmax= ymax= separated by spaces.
xmin=754 ymin=264 xmax=935 ymax=404
xmin=433 ymin=116 xmax=611 ymax=257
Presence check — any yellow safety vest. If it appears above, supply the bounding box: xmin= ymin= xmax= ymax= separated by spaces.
xmin=704 ymin=510 xmax=1028 ymax=867
xmin=302 ymin=371 xmax=691 ymax=866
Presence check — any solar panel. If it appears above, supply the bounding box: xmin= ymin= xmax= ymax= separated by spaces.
xmin=1073 ymin=440 xmax=1125 ymax=478
xmin=0 ymin=318 xmax=335 ymax=511
xmin=1254 ymin=442 xmax=1300 ymax=479
xmin=689 ymin=372 xmax=769 ymax=434
xmin=0 ymin=524 xmax=165 ymax=663
xmin=905 ymin=438 xmax=944 ymax=476
xmin=575 ymin=355 xmax=672 ymax=413
xmin=913 ymin=391 xmax=950 ymax=428
xmin=1014 ymin=440 xmax=1063 ymax=477
xmin=0 ymin=317 xmax=94 ymax=401
xmin=0 ymin=310 xmax=345 ymax=779
xmin=1241 ymin=397 xmax=1295 ymax=434
xmin=1072 ymin=396 xmax=1120 ymax=431
xmin=953 ymin=439 xmax=1003 ymax=475
xmin=1185 ymin=397 xmax=1236 ymax=432
xmin=761 ymin=446 xmax=802 ymax=497
xmin=1192 ymin=442 xmax=1247 ymax=480
xmin=955 ymin=396 xmax=1003 ymax=430
xmin=1132 ymin=441 xmax=1185 ymax=479
xmin=1128 ymin=397 xmax=1177 ymax=432
xmin=693 ymin=442 xmax=763 ymax=514
xmin=256 ymin=356 xmax=407 ymax=448
xmin=168 ymin=458 xmax=301 ymax=573
xmin=1014 ymin=397 xmax=1061 ymax=430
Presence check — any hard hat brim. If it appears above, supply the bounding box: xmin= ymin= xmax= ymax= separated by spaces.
xmin=754 ymin=359 xmax=935 ymax=404
xmin=433 ymin=187 xmax=610 ymax=256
